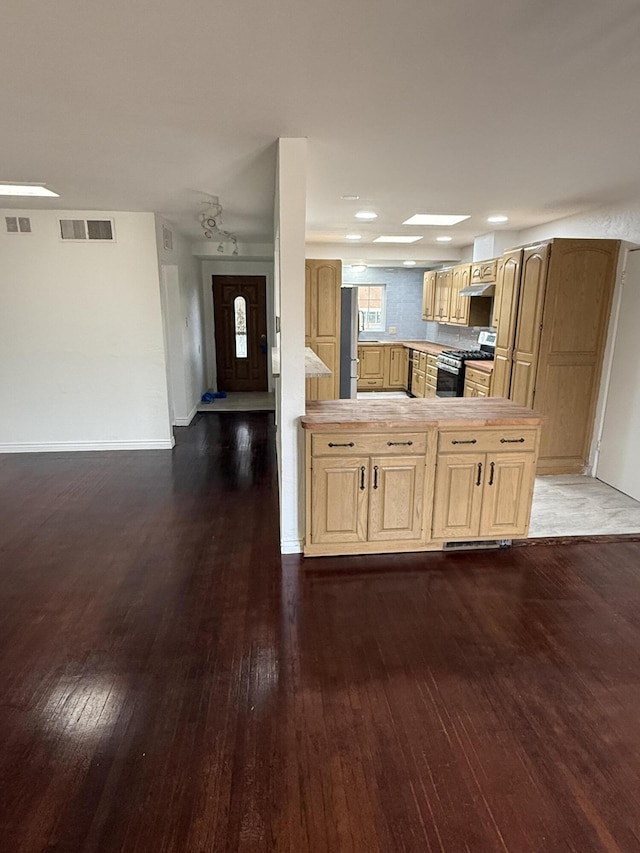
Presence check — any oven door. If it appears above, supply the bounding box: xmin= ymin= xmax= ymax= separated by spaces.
xmin=436 ymin=362 xmax=462 ymax=397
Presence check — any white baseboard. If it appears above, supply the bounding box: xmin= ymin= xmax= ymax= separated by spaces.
xmin=0 ymin=439 xmax=175 ymax=453
xmin=280 ymin=538 xmax=303 ymax=554
xmin=174 ymin=404 xmax=198 ymax=427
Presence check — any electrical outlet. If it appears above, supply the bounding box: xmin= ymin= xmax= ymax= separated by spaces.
xmin=389 ymin=326 xmax=397 ymax=334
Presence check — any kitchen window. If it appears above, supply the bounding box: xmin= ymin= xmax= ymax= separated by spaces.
xmin=356 ymin=284 xmax=386 ymax=332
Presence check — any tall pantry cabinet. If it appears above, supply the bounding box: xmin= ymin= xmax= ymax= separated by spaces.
xmin=305 ymin=259 xmax=342 ymax=400
xmin=491 ymin=238 xmax=619 ymax=474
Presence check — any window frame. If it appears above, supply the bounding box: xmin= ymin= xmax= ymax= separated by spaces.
xmin=352 ymin=283 xmax=387 ymax=332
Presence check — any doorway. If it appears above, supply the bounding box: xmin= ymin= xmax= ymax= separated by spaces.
xmin=597 ymin=248 xmax=640 ymax=501
xmin=212 ymin=276 xmax=268 ymax=392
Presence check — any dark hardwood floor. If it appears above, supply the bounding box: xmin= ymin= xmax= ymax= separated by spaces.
xmin=2 ymin=413 xmax=640 ymax=851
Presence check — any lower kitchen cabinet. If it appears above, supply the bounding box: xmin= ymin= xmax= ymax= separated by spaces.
xmin=432 ymin=450 xmax=537 ymax=540
xmin=303 ymin=411 xmax=542 ymax=556
xmin=306 ymin=431 xmax=432 ymax=555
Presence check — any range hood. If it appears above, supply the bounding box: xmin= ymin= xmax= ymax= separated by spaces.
xmin=459 ymin=282 xmax=495 ymax=297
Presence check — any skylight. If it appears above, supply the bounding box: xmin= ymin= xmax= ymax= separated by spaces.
xmin=402 ymin=214 xmax=469 ymax=226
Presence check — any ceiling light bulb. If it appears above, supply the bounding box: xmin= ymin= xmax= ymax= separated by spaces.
xmin=487 ymin=215 xmax=509 ymax=223
xmin=351 ymin=264 xmax=367 ymax=273
xmin=341 ymin=194 xmax=360 ymax=200
xmin=403 ymin=214 xmax=469 ymax=226
xmin=436 ymin=236 xmax=453 ymax=242
xmin=403 ymin=261 xmax=417 ymax=266
xmin=355 ymin=211 xmax=378 ymax=221
xmin=345 ymin=233 xmax=362 ymax=240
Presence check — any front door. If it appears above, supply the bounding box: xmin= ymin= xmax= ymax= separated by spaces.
xmin=213 ymin=276 xmax=268 ymax=392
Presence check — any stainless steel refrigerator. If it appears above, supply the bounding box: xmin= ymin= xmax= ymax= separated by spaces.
xmin=340 ymin=286 xmax=359 ymax=398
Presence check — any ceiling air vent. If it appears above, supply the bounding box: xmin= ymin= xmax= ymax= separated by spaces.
xmin=59 ymin=218 xmax=114 ymax=241
xmin=5 ymin=216 xmax=32 ymax=234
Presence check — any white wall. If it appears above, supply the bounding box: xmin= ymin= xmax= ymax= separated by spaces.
xmin=156 ymin=216 xmax=206 ymax=425
xmin=0 ymin=209 xmax=172 ymax=451
xmin=200 ymin=259 xmax=275 ymax=392
xmin=275 ymin=138 xmax=307 ymax=554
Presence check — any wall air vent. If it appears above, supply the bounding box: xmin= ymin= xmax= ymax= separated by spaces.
xmin=5 ymin=216 xmax=32 ymax=234
xmin=59 ymin=218 xmax=114 ymax=241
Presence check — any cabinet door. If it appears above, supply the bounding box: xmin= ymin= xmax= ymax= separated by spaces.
xmin=509 ymin=244 xmax=550 ymax=408
xmin=314 ymin=341 xmax=339 ymax=401
xmin=311 ymin=457 xmax=369 ymax=545
xmin=360 ymin=346 xmax=385 ymax=379
xmin=368 ymin=456 xmax=426 ymax=542
xmin=491 ymin=250 xmax=523 ymax=396
xmin=422 ymin=271 xmax=437 ymax=321
xmin=449 ymin=264 xmax=471 ymax=325
xmin=388 ymin=346 xmax=406 ymax=387
xmin=435 ymin=270 xmax=452 ymax=321
xmin=432 ymin=453 xmax=484 ymax=539
xmin=480 ymin=453 xmax=536 ymax=538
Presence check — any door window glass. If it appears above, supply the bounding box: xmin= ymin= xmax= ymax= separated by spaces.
xmin=234 ymin=295 xmax=248 ymax=358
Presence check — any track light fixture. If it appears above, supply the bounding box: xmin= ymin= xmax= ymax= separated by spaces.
xmin=198 ymin=197 xmax=239 ymax=255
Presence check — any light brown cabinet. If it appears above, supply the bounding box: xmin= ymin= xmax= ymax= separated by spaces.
xmin=463 ymin=366 xmax=491 ymax=398
xmin=305 ymin=259 xmax=341 ymax=400
xmin=427 ymin=263 xmax=493 ymax=327
xmin=432 ymin=428 xmax=538 ymax=540
xmin=422 ymin=270 xmax=437 ymax=321
xmin=307 ymin=432 xmax=429 ymax=554
xmin=303 ymin=405 xmax=543 ymax=557
xmin=388 ymin=346 xmax=407 ymax=388
xmin=358 ymin=344 xmax=409 ymax=390
xmin=490 ymin=238 xmax=619 ymax=473
xmin=434 ymin=269 xmax=452 ymax=322
xmin=425 ymin=354 xmax=438 ymax=398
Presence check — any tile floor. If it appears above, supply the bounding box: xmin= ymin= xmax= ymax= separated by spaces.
xmin=197 ymin=392 xmax=275 ymax=413
xmin=529 ymin=475 xmax=640 ymax=538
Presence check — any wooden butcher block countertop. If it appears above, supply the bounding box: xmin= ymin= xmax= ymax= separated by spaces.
xmin=302 ymin=398 xmax=543 ymax=431
xmin=465 ymin=359 xmax=494 ymax=373
xmin=358 ymin=340 xmax=448 ymax=356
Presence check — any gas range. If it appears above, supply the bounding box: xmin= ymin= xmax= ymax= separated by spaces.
xmin=438 ymin=348 xmax=495 ymax=369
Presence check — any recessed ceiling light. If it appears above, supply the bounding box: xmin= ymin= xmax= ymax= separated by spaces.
xmin=351 ymin=264 xmax=367 ymax=273
xmin=403 ymin=260 xmax=417 ymax=266
xmin=355 ymin=211 xmax=378 ymax=220
xmin=345 ymin=233 xmax=362 ymax=241
xmin=0 ymin=183 xmax=59 ymax=197
xmin=403 ymin=214 xmax=470 ymax=226
xmin=373 ymin=236 xmax=422 ymax=243
xmin=341 ymin=194 xmax=360 ymax=200
xmin=487 ymin=215 xmax=509 ymax=223
xmin=436 ymin=236 xmax=453 ymax=242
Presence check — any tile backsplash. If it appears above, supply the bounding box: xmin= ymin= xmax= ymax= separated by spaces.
xmin=346 ymin=266 xmax=492 ymax=348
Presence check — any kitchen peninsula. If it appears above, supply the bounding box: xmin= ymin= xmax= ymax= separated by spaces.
xmin=302 ymin=397 xmax=543 ymax=557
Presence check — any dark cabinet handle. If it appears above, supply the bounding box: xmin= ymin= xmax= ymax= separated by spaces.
xmin=373 ymin=465 xmax=379 ymax=489
xmin=452 ymin=439 xmax=477 ymax=445
xmin=360 ymin=466 xmax=366 ymax=491
xmin=387 ymin=440 xmax=413 ymax=446
xmin=489 ymin=461 xmax=495 ymax=485
xmin=500 ymin=437 xmax=525 ymax=444
xmin=476 ymin=462 xmax=483 ymax=486
xmin=328 ymin=441 xmax=354 ymax=447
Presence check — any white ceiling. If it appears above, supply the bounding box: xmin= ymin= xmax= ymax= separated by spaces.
xmin=2 ymin=0 xmax=640 ymax=264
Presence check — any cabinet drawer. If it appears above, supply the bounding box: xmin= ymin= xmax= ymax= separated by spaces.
xmin=312 ymin=432 xmax=428 ymax=457
xmin=464 ymin=367 xmax=491 ymax=388
xmin=438 ymin=429 xmax=538 ymax=453
xmin=426 ymin=364 xmax=438 ymax=380
xmin=426 ymin=355 xmax=438 ymax=369
xmin=358 ymin=377 xmax=384 ymax=388
xmin=471 ymin=259 xmax=497 ymax=283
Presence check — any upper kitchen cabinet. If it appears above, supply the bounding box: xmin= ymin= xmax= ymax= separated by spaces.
xmin=490 ymin=238 xmax=619 ymax=473
xmin=305 ymin=259 xmax=342 ymax=400
xmin=449 ymin=263 xmax=493 ymax=327
xmin=434 ymin=268 xmax=452 ymax=322
xmin=422 ymin=270 xmax=437 ymax=321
